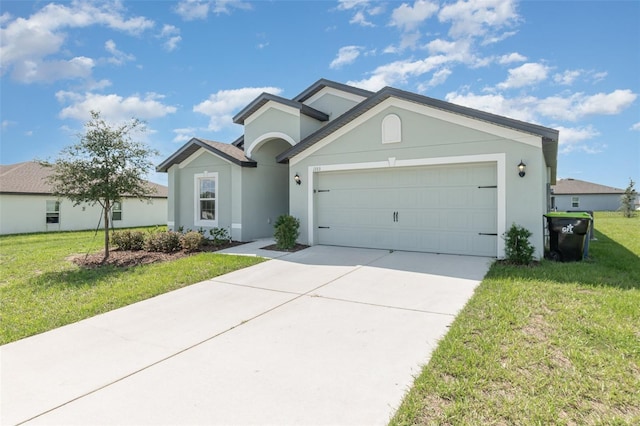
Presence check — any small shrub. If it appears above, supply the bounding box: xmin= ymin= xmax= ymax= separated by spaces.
xmin=209 ymin=227 xmax=231 ymax=247
xmin=144 ymin=231 xmax=182 ymax=253
xmin=181 ymin=231 xmax=204 ymax=252
xmin=503 ymin=223 xmax=536 ymax=265
xmin=274 ymin=215 xmax=300 ymax=250
xmin=111 ymin=230 xmax=145 ymax=251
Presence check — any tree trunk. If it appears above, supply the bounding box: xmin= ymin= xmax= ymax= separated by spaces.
xmin=103 ymin=199 xmax=110 ymax=262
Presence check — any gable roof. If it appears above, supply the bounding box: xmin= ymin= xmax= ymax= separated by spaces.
xmin=156 ymin=137 xmax=257 ymax=172
xmin=276 ymin=86 xmax=559 ymax=182
xmin=232 ymin=93 xmax=330 ymax=125
xmin=292 ymin=78 xmax=374 ymax=103
xmin=552 ymin=178 xmax=625 ymax=195
xmin=0 ymin=161 xmax=168 ymax=197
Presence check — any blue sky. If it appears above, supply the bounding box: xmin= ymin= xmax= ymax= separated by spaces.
xmin=1 ymin=0 xmax=639 ymax=189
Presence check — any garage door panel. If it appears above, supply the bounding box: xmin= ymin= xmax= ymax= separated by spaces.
xmin=316 ymin=163 xmax=497 ymax=256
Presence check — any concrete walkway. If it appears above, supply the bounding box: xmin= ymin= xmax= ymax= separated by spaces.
xmin=1 ymin=243 xmax=491 ymax=425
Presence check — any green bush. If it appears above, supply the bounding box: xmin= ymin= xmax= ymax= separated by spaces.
xmin=274 ymin=215 xmax=300 ymax=250
xmin=111 ymin=230 xmax=145 ymax=251
xmin=144 ymin=231 xmax=182 ymax=253
xmin=502 ymin=223 xmax=536 ymax=265
xmin=181 ymin=231 xmax=204 ymax=252
xmin=209 ymin=227 xmax=231 ymax=247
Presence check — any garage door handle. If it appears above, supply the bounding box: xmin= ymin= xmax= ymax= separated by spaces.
xmin=393 ymin=211 xmax=398 ymax=222
xmin=478 ymin=233 xmax=498 ymax=236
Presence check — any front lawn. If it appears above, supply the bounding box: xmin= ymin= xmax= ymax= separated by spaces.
xmin=391 ymin=212 xmax=640 ymax=425
xmin=0 ymin=229 xmax=265 ymax=345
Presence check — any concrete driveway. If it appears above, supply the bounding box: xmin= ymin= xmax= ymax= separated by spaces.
xmin=1 ymin=243 xmax=491 ymax=425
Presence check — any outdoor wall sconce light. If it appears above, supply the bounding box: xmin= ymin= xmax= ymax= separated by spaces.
xmin=518 ymin=160 xmax=526 ymax=177
xmin=294 ymin=173 xmax=301 ymax=185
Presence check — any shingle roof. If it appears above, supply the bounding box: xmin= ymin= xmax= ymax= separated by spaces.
xmin=232 ymin=93 xmax=329 ymax=125
xmin=276 ymin=86 xmax=559 ymax=182
xmin=292 ymin=78 xmax=374 ymax=103
xmin=156 ymin=137 xmax=256 ymax=172
xmin=0 ymin=161 xmax=168 ymax=197
xmin=552 ymin=178 xmax=624 ymax=195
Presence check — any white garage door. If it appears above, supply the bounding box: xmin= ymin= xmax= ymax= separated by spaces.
xmin=315 ymin=163 xmax=497 ymax=257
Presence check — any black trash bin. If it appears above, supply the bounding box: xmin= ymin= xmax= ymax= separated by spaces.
xmin=544 ymin=212 xmax=592 ymax=262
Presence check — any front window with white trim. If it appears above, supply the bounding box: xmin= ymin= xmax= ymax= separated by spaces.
xmin=571 ymin=196 xmax=579 ymax=208
xmin=46 ymin=200 xmax=60 ymax=224
xmin=194 ymin=172 xmax=218 ymax=226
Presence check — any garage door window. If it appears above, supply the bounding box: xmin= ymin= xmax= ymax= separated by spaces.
xmin=194 ymin=172 xmax=218 ymax=227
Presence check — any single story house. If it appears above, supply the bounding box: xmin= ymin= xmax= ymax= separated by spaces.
xmin=0 ymin=161 xmax=168 ymax=235
xmin=158 ymin=79 xmax=559 ymax=259
xmin=551 ymin=178 xmax=628 ymax=212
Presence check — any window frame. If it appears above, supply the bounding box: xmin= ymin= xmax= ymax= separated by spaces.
xmin=46 ymin=200 xmax=60 ymax=224
xmin=194 ymin=172 xmax=218 ymax=227
xmin=571 ymin=196 xmax=580 ymax=208
xmin=112 ymin=201 xmax=123 ymax=221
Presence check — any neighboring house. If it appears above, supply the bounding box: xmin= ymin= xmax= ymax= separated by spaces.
xmin=158 ymin=79 xmax=559 ymax=259
xmin=0 ymin=161 xmax=168 ymax=235
xmin=551 ymin=178 xmax=628 ymax=212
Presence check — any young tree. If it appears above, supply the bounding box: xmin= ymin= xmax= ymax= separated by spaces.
xmin=620 ymin=178 xmax=637 ymax=218
xmin=43 ymin=111 xmax=159 ymax=261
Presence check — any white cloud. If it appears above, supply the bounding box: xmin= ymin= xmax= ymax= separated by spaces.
xmin=105 ymin=40 xmax=135 ymax=65
xmin=438 ymin=0 xmax=519 ymax=41
xmin=159 ymin=25 xmax=182 ymax=52
xmin=350 ymin=11 xmax=375 ymax=27
xmin=348 ymin=55 xmax=450 ymax=91
xmin=555 ymin=126 xmax=603 ymax=154
xmin=0 ymin=1 xmax=153 ymax=83
xmin=538 ymin=90 xmax=637 ymax=121
xmin=445 ymin=88 xmax=638 ymax=125
xmin=173 ymin=127 xmax=198 ymax=143
xmin=424 ymin=68 xmax=452 ymax=89
xmin=193 ymin=86 xmax=283 ymax=131
xmin=174 ymin=0 xmax=251 ymax=20
xmin=337 ymin=0 xmax=380 ymax=27
xmin=389 ymin=0 xmax=439 ymax=32
xmin=498 ymin=52 xmax=526 ymax=64
xmin=444 ymin=91 xmax=538 ymax=122
xmin=553 ymin=69 xmax=581 ymax=86
xmin=2 ymin=119 xmax=15 ymax=130
xmin=57 ymin=91 xmax=177 ymax=123
xmin=497 ymin=62 xmax=549 ymax=89
xmin=330 ymin=45 xmax=362 ymax=69
xmin=631 ymin=122 xmax=640 ymax=131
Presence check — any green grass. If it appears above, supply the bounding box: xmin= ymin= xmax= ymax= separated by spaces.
xmin=0 ymin=229 xmax=265 ymax=345
xmin=391 ymin=212 xmax=640 ymax=425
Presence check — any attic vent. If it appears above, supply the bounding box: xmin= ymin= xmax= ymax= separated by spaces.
xmin=382 ymin=114 xmax=402 ymax=144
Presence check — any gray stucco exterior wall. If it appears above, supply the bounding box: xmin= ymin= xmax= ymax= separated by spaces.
xmin=289 ymin=100 xmax=550 ymax=258
xmin=553 ymin=193 xmax=623 ymax=212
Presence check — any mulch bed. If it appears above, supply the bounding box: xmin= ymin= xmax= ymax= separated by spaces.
xmin=70 ymin=241 xmax=246 ymax=269
xmin=260 ymin=243 xmax=309 ymax=253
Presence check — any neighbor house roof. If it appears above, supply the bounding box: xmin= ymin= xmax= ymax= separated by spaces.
xmin=0 ymin=161 xmax=168 ymax=197
xmin=552 ymin=178 xmax=625 ymax=195
xmin=276 ymin=85 xmax=559 ymax=182
xmin=232 ymin=93 xmax=330 ymax=125
xmin=156 ymin=137 xmax=257 ymax=172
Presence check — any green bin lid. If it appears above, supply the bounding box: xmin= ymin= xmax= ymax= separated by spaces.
xmin=544 ymin=212 xmax=592 ymax=219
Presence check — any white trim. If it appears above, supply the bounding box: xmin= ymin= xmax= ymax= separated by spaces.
xmin=194 ymin=172 xmax=219 ymax=227
xmin=245 ymin=101 xmax=300 ymax=126
xmin=246 ymin=131 xmax=297 ymax=158
xmin=304 ymin=87 xmax=368 ymax=106
xmin=231 ymin=223 xmax=242 ymax=229
xmin=291 ymin=97 xmax=541 ymax=166
xmin=307 ymin=153 xmax=506 ymax=257
xmin=179 ymin=147 xmax=236 ymax=168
